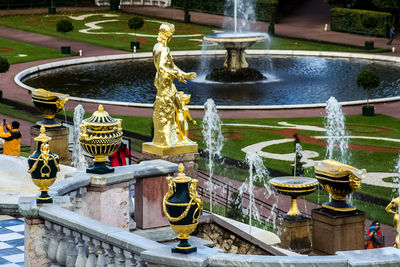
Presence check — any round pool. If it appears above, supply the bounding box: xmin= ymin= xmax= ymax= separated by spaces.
xmin=20 ymin=52 xmax=400 ymax=106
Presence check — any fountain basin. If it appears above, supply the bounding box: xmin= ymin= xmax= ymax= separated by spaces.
xmin=204 ymin=32 xmax=268 ymax=73
xmin=269 ymin=176 xmax=318 ymax=220
xmin=314 ymin=159 xmax=366 ymax=212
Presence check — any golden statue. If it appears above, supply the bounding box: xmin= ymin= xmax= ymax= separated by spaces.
xmin=142 ymin=23 xmax=198 ymax=156
xmin=385 ymin=197 xmax=399 ymax=248
xmin=175 ymin=91 xmax=197 ymax=144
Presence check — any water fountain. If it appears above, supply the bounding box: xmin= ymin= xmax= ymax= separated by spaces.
xmin=202 ymin=99 xmax=224 ymax=213
xmin=239 ymin=151 xmax=270 ymax=234
xmin=325 ymin=96 xmax=349 ymax=164
xmin=202 ymin=0 xmax=268 ymax=82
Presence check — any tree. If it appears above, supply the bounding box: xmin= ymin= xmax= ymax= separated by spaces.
xmin=0 ymin=56 xmax=9 ymax=74
xmin=128 ymin=16 xmax=144 ymax=43
xmin=373 ymin=0 xmax=400 ymax=26
xmin=357 ymin=69 xmax=380 ymax=107
xmin=109 ymin=0 xmax=120 ymax=11
xmin=56 ymin=20 xmax=74 ymax=34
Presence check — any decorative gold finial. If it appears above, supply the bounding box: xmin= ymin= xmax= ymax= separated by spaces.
xmin=34 ymin=125 xmax=52 ymax=143
xmin=179 ymin=163 xmax=184 ymax=173
xmin=98 ymin=104 xmax=104 ymax=113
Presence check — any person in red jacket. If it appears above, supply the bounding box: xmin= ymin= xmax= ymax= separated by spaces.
xmin=109 ymin=143 xmax=130 ymax=167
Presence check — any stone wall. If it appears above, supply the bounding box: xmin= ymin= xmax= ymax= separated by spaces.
xmin=193 ymin=223 xmax=271 ymax=255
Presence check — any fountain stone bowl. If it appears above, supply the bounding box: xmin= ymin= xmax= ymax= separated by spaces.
xmin=269 ymin=176 xmax=318 ymax=221
xmin=203 ymin=32 xmax=268 ymax=73
xmin=314 ymin=159 xmax=365 ymax=213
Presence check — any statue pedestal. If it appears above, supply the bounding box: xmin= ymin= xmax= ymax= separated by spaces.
xmin=30 ymin=125 xmax=70 ymax=165
xmin=311 ymin=208 xmax=365 ymax=255
xmin=277 ymin=218 xmax=312 ymax=254
xmin=142 ymin=142 xmax=199 ymax=178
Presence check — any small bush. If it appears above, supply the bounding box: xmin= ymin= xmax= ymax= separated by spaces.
xmin=0 ymin=56 xmax=9 ymax=73
xmin=56 ymin=19 xmax=73 ymax=34
xmin=109 ymin=0 xmax=120 ymax=11
xmin=331 ymin=8 xmax=391 ymax=37
xmin=357 ymin=68 xmax=380 ymax=105
xmin=128 ymin=17 xmax=144 ymax=31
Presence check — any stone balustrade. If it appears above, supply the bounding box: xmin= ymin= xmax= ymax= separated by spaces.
xmin=17 ymin=159 xmax=400 ymax=266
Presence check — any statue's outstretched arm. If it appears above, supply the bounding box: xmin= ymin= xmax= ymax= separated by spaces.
xmin=386 ymin=200 xmax=396 ymax=214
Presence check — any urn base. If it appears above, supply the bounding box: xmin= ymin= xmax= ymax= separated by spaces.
xmin=37 ymin=191 xmax=53 ymax=204
xmin=172 ymin=238 xmax=197 ymax=254
xmin=322 ymin=199 xmax=355 ymax=213
xmin=36 ymin=118 xmax=61 ymax=128
xmin=86 ymin=162 xmax=114 ymax=174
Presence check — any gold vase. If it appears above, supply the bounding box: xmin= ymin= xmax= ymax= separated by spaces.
xmin=29 ymin=88 xmax=69 ymax=127
xmin=79 ymin=105 xmax=122 ymax=174
xmin=163 ymin=164 xmax=203 ymax=254
xmin=314 ymin=159 xmax=365 ymax=212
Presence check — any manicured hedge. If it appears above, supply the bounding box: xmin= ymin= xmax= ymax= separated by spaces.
xmin=171 ymin=0 xmax=303 ymax=23
xmin=330 ymin=8 xmax=392 ymax=37
xmin=0 ymin=0 xmax=85 ymax=9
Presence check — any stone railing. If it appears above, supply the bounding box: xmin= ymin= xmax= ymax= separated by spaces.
xmin=95 ymin=0 xmax=171 ymax=7
xmin=18 ymin=159 xmax=400 ymax=266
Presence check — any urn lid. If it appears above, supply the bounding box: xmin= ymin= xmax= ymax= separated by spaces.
xmin=173 ymin=164 xmax=191 ymax=183
xmin=82 ymin=105 xmax=121 ymax=127
xmin=34 ymin=126 xmax=51 ymax=143
xmin=29 ymin=88 xmax=69 ymax=101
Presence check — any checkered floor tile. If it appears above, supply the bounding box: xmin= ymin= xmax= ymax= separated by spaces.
xmin=0 ymin=216 xmax=24 ymax=266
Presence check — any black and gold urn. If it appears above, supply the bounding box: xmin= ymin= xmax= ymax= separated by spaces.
xmin=28 ymin=126 xmax=60 ymax=203
xmin=29 ymin=88 xmax=69 ymax=128
xmin=79 ymin=105 xmax=122 ymax=174
xmin=163 ymin=164 xmax=203 ymax=254
xmin=314 ymin=159 xmax=365 ymax=212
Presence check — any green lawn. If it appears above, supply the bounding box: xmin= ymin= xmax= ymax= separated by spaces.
xmin=0 ymin=12 xmax=389 ymax=53
xmin=0 ymin=37 xmax=73 ymax=64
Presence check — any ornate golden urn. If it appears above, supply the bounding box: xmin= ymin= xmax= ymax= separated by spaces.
xmin=79 ymin=105 xmax=122 ymax=174
xmin=269 ymin=176 xmax=318 ymax=220
xmin=29 ymin=88 xmax=69 ymax=127
xmin=163 ymin=164 xmax=202 ymax=254
xmin=314 ymin=159 xmax=365 ymax=212
xmin=28 ymin=126 xmax=60 ymax=203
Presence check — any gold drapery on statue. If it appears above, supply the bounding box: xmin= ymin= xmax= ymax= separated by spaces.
xmin=143 ymin=23 xmax=198 ymax=156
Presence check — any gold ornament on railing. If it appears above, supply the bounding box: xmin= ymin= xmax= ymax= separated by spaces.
xmin=28 ymin=126 xmax=60 ymax=203
xmin=29 ymin=88 xmax=69 ymax=128
xmin=163 ymin=164 xmax=202 ymax=254
xmin=79 ymin=105 xmax=122 ymax=174
xmin=314 ymin=159 xmax=365 ymax=212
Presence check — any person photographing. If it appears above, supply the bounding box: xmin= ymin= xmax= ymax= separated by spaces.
xmin=0 ymin=120 xmax=22 ymax=156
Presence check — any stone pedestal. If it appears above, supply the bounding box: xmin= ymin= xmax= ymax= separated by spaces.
xmin=311 ymin=208 xmax=365 ymax=255
xmin=135 ymin=174 xmax=170 ymax=229
xmin=24 ymin=218 xmax=51 ymax=267
xmin=30 ymin=125 xmax=70 ymax=165
xmin=142 ymin=150 xmax=199 ymax=179
xmin=81 ymin=172 xmax=131 ymax=231
xmin=277 ymin=218 xmax=312 ymax=254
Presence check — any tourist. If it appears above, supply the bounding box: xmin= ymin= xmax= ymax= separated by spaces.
xmin=0 ymin=120 xmax=21 ymax=156
xmin=109 ymin=143 xmax=130 ymax=167
xmin=387 ymin=26 xmax=395 ymax=45
xmin=364 ymin=223 xmax=384 ymax=249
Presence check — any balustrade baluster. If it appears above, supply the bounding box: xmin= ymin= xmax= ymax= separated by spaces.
xmin=96 ymin=244 xmax=106 ymax=267
xmin=75 ymin=233 xmax=87 ymax=267
xmin=45 ymin=221 xmax=59 ymax=264
xmin=125 ymin=251 xmax=136 ymax=267
xmin=104 ymin=243 xmax=115 ymax=267
xmin=84 ymin=237 xmax=96 ymax=267
xmin=56 ymin=226 xmax=68 ymax=265
xmin=113 ymin=247 xmax=125 ymax=267
xmin=65 ymin=228 xmax=78 ymax=267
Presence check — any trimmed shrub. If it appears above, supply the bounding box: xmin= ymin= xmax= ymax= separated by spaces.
xmin=171 ymin=0 xmax=303 ymax=23
xmin=357 ymin=68 xmax=380 ymax=105
xmin=109 ymin=0 xmax=120 ymax=11
xmin=56 ymin=19 xmax=73 ymax=34
xmin=128 ymin=16 xmax=144 ymax=42
xmin=0 ymin=56 xmax=9 ymax=73
xmin=330 ymin=8 xmax=391 ymax=37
